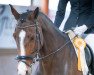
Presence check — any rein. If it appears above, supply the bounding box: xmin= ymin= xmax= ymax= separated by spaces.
xmin=16 ymin=24 xmax=37 ymax=29
xmin=35 ymin=32 xmax=76 ymax=61
xmin=36 ymin=37 xmax=73 ymax=61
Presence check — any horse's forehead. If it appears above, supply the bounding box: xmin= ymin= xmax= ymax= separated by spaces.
xmin=20 ymin=11 xmax=32 ymax=20
xmin=19 ymin=30 xmax=26 ymax=38
xmin=19 ymin=13 xmax=28 ymax=21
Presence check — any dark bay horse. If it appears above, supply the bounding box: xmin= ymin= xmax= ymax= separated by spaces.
xmin=9 ymin=5 xmax=94 ymax=75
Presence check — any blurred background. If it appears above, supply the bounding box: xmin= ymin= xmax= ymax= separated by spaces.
xmin=0 ymin=0 xmax=70 ymax=75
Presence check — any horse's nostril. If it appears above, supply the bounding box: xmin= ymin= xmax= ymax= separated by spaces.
xmin=26 ymin=71 xmax=28 ymax=75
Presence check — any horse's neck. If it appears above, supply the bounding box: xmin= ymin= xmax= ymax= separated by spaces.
xmin=40 ymin=15 xmax=67 ymax=52
xmin=39 ymin=14 xmax=68 ymax=69
xmin=38 ymin=14 xmax=82 ymax=75
xmin=40 ymin=27 xmax=69 ymax=74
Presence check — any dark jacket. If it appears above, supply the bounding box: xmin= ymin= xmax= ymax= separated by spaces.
xmin=85 ymin=0 xmax=94 ymax=33
xmin=54 ymin=0 xmax=92 ymax=31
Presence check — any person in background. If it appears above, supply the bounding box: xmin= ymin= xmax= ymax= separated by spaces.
xmin=54 ymin=0 xmax=94 ymax=74
xmin=54 ymin=0 xmax=92 ymax=31
xmin=74 ymin=0 xmax=94 ymax=35
xmin=74 ymin=1 xmax=94 ymax=74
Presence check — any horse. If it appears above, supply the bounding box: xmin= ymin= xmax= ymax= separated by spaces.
xmin=9 ymin=5 xmax=94 ymax=75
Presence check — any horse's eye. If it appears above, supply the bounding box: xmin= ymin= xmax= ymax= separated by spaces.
xmin=30 ymin=36 xmax=34 ymax=40
xmin=27 ymin=34 xmax=34 ymax=40
xmin=27 ymin=35 xmax=30 ymax=38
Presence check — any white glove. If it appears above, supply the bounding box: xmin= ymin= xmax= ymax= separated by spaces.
xmin=74 ymin=25 xmax=88 ymax=35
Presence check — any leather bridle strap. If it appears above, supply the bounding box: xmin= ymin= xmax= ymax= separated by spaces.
xmin=16 ymin=24 xmax=37 ymax=29
xmin=16 ymin=56 xmax=33 ymax=60
xmin=16 ymin=55 xmax=35 ymax=67
xmin=21 ymin=60 xmax=32 ymax=67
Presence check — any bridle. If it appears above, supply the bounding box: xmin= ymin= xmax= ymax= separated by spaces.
xmin=15 ymin=19 xmax=76 ymax=67
xmin=16 ymin=20 xmax=42 ymax=67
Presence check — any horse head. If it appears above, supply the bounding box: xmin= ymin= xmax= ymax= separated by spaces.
xmin=10 ymin=4 xmax=43 ymax=75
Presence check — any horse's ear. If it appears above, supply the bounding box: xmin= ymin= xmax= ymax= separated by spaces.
xmin=33 ymin=7 xmax=39 ymax=19
xmin=28 ymin=7 xmax=39 ymax=20
xmin=9 ymin=4 xmax=20 ymax=20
